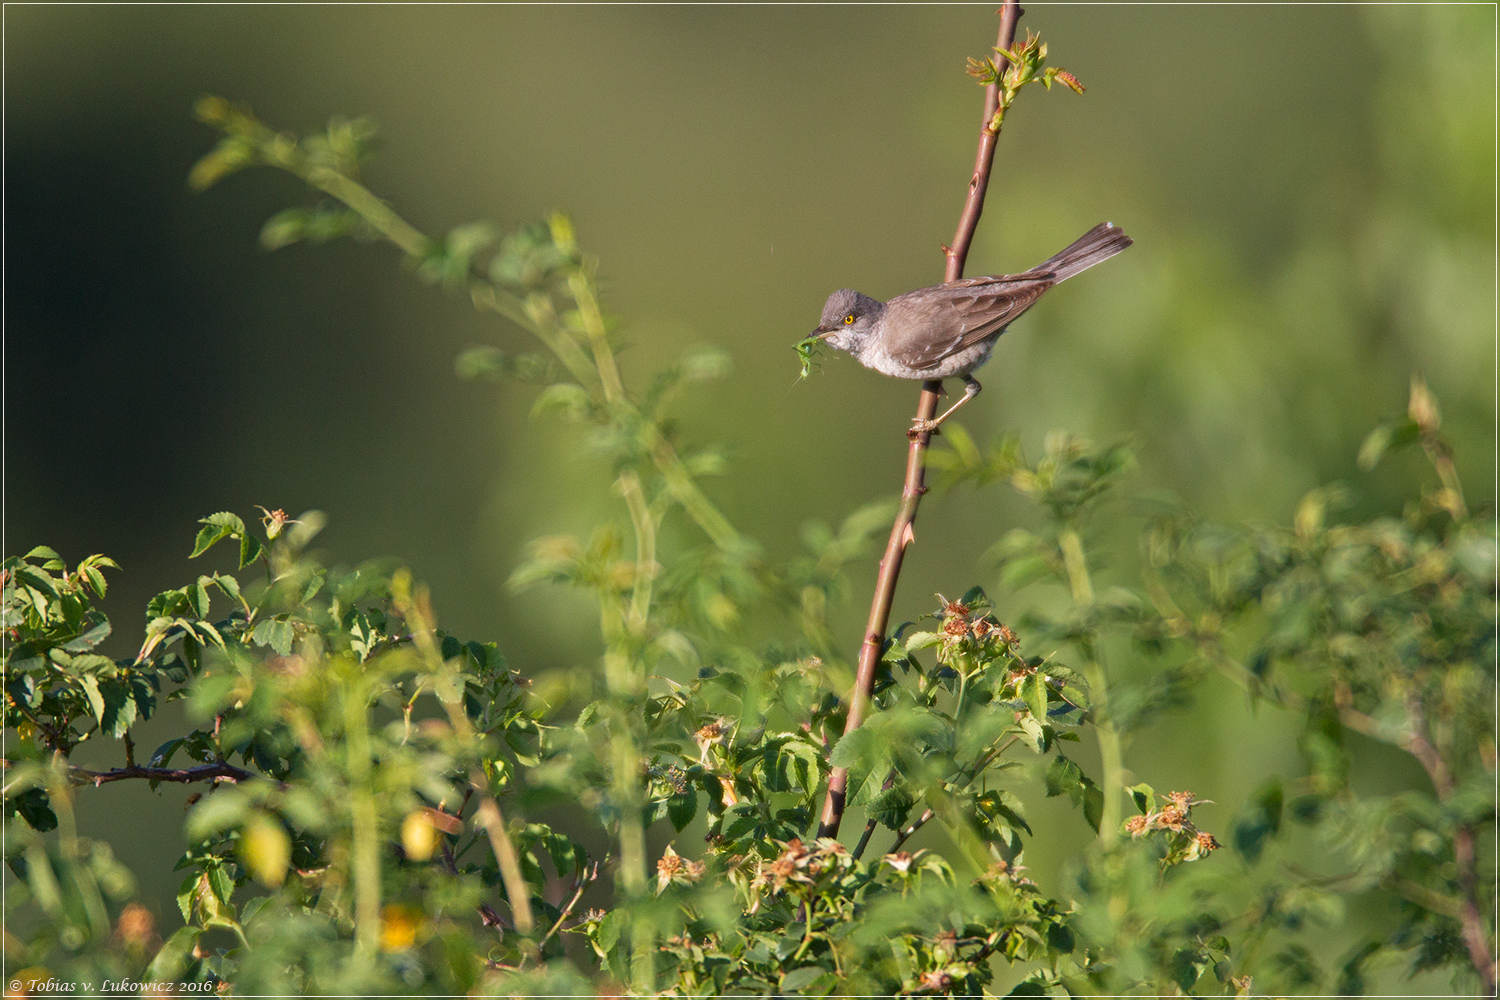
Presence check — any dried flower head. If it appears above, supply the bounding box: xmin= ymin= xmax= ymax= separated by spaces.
xmin=657 ymin=850 xmax=684 ymax=879
xmin=695 ymin=720 xmax=730 ymax=765
xmin=939 ymin=596 xmax=970 ymax=619
xmin=943 ymin=614 xmax=972 ymax=641
xmin=656 ymin=845 xmax=706 ymax=892
xmin=884 ymin=851 xmax=915 ymax=873
xmin=919 ymin=970 xmax=954 ymax=992
xmin=1124 ymin=815 xmax=1149 ymax=837
xmin=255 ymin=505 xmax=302 ymax=540
xmin=1156 ymin=805 xmax=1187 ymax=831
xmin=817 ymin=837 xmax=850 ymax=857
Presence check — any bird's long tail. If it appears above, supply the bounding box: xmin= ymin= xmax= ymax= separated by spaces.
xmin=1031 ymin=222 xmax=1133 ymax=282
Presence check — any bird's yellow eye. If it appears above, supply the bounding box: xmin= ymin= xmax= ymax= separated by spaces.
xmin=844 ymin=314 xmax=855 ymax=325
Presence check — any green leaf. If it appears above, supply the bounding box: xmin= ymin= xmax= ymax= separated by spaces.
xmin=239 ymin=531 xmax=264 ymax=569
xmin=177 ymin=873 xmax=199 ymax=922
xmin=251 ymin=618 xmax=295 ymax=655
xmin=959 ymin=585 xmax=989 ymax=608
xmin=668 ymin=790 xmax=699 ymax=833
xmin=595 ymin=907 xmax=625 ymax=955
xmin=1127 ymin=783 xmax=1155 ymax=815
xmin=9 ymin=787 xmax=58 ymax=832
xmin=99 ymin=677 xmax=140 ymax=738
xmin=78 ymin=674 xmax=107 ymax=724
xmin=1232 ymin=778 xmax=1283 ymax=863
xmin=187 ymin=790 xmax=250 ymax=840
xmin=1357 ymin=417 xmax=1420 ymax=470
xmin=1045 ymin=755 xmax=1084 ymax=798
xmin=188 ymin=135 xmax=258 ymax=191
xmin=61 ymin=616 xmax=112 ymax=652
xmin=456 ymin=345 xmax=509 ymax=381
xmin=213 ymin=573 xmax=242 ymax=604
xmin=80 ymin=560 xmax=111 ymax=597
xmin=1023 ymin=671 xmax=1048 ymax=721
xmin=260 ymin=208 xmax=307 ymax=250
xmin=1170 ymin=946 xmax=1208 ymax=991
xmin=531 ymin=383 xmax=591 ymax=421
xmin=869 ymin=783 xmax=915 ymax=830
xmin=188 ymin=580 xmax=211 ymax=619
xmin=191 ymin=512 xmax=245 ymax=558
xmin=146 ymin=926 xmax=203 ymax=983
xmin=828 ymin=727 xmax=882 ymax=772
xmin=1082 ymin=781 xmax=1104 ymax=833
xmin=207 ymin=862 xmax=235 ymax=905
xmin=781 ymin=967 xmax=827 ymax=992
xmin=150 ymin=738 xmax=185 ymax=768
xmin=7 ymin=671 xmax=41 ymax=709
xmin=904 ymin=631 xmax=943 ymax=652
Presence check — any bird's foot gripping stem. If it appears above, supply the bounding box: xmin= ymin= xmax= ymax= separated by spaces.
xmin=909 ymin=376 xmax=981 ymax=436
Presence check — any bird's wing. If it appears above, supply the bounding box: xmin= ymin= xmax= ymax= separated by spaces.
xmin=885 ymin=275 xmax=1053 ymax=372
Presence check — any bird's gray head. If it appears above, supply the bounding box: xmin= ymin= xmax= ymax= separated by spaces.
xmin=812 ymin=289 xmax=884 ymax=355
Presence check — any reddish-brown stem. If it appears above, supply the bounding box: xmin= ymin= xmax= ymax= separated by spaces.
xmin=946 ymin=1 xmax=1022 ymax=285
xmin=817 ymin=2 xmax=1022 ymax=841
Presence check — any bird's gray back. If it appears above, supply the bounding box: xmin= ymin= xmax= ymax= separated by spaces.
xmin=879 ymin=276 xmax=1051 ymax=374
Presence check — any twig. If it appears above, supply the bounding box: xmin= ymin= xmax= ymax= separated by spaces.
xmin=851 ymin=818 xmax=880 ymax=861
xmin=67 ymin=761 xmax=259 ymax=786
xmin=890 ymin=808 xmax=936 ymax=854
xmin=852 ymin=735 xmax=1014 ymax=859
xmin=537 ymin=858 xmax=602 ymax=951
xmin=817 ymin=1 xmax=1023 ymax=841
xmin=472 ymin=770 xmax=536 ymax=936
xmin=1404 ymin=697 xmax=1494 ymax=995
xmin=945 ymin=1 xmax=1024 ymax=284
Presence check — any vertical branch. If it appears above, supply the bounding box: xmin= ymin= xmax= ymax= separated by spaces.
xmin=1061 ymin=528 xmax=1123 ymax=844
xmin=817 ymin=2 xmax=1023 ymax=840
xmin=343 ymin=675 xmax=381 ymax=955
xmin=945 ymin=1 xmax=1023 ymax=284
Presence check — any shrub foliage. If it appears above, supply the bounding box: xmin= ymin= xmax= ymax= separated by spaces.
xmin=3 ymin=94 xmax=1492 ymax=998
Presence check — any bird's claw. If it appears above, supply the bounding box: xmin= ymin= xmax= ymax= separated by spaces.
xmin=908 ymin=417 xmax=941 ymax=439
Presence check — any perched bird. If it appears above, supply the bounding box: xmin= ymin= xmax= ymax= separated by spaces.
xmin=809 ymin=222 xmax=1132 ymax=433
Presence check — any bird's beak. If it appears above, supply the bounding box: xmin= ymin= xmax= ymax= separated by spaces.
xmin=810 ymin=325 xmax=836 ymax=341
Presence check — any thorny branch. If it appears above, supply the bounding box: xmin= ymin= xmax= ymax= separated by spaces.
xmin=817 ymin=1 xmax=1023 ymax=841
xmin=63 ymin=760 xmax=259 ymax=787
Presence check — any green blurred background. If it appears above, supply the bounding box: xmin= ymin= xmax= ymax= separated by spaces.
xmin=6 ymin=4 xmax=1494 ymax=967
